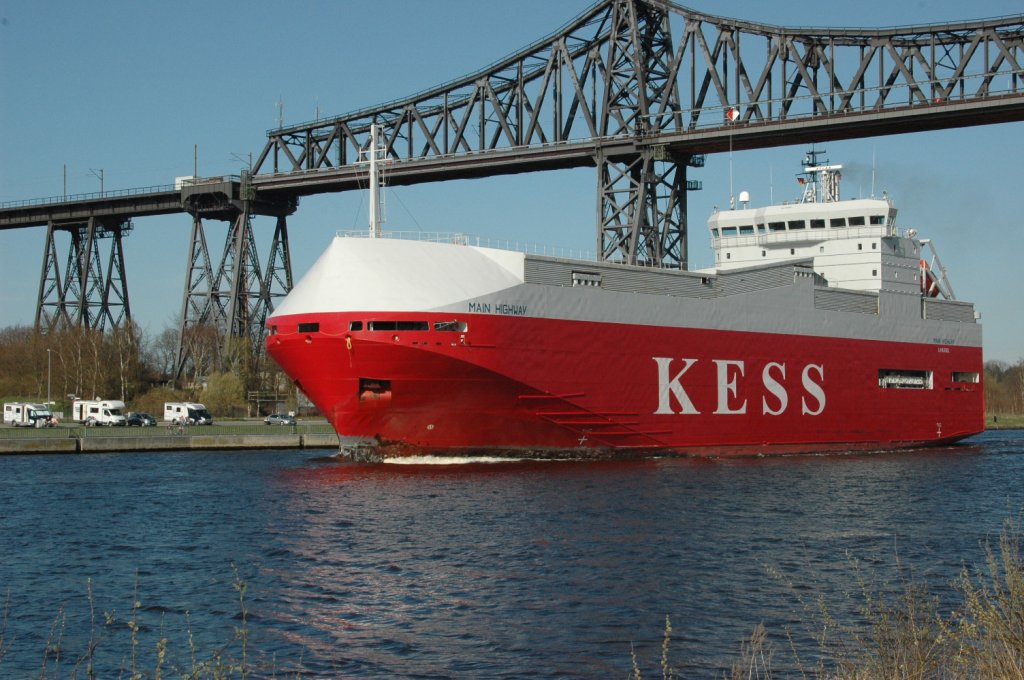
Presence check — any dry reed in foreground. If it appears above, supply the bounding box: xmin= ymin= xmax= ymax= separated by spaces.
xmin=632 ymin=515 xmax=1024 ymax=679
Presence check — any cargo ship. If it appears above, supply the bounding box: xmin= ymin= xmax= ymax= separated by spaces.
xmin=266 ymin=146 xmax=983 ymax=460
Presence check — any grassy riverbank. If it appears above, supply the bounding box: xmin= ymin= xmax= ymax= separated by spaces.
xmin=987 ymin=413 xmax=1024 ymax=429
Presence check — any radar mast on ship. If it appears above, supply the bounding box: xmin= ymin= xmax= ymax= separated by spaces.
xmin=798 ymin=148 xmax=842 ymax=204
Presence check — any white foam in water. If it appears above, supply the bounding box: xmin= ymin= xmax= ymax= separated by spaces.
xmin=383 ymin=455 xmax=525 ymax=465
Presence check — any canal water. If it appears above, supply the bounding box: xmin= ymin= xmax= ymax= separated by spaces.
xmin=2 ymin=430 xmax=1023 ymax=677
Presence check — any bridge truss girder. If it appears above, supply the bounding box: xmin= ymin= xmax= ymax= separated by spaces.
xmin=251 ymin=0 xmax=1024 ymax=268
xmin=596 ymin=0 xmax=688 ymax=266
xmin=174 ymin=181 xmax=295 ymax=383
xmin=598 ymin=149 xmax=692 ymax=267
xmin=35 ymin=217 xmax=132 ymax=333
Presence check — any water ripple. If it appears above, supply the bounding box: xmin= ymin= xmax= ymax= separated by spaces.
xmin=0 ymin=434 xmax=1022 ymax=676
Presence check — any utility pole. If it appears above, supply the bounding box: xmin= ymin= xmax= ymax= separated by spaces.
xmin=89 ymin=168 xmax=104 ymax=195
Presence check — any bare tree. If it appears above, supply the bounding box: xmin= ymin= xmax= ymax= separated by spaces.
xmin=180 ymin=323 xmax=221 ymax=394
xmin=148 ymin=326 xmax=180 ymax=380
xmin=1015 ymin=359 xmax=1024 ymax=414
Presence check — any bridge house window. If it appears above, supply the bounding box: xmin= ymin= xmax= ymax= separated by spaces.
xmin=768 ymin=222 xmax=785 ymax=232
xmin=848 ymin=216 xmax=866 ymax=226
xmin=810 ymin=219 xmax=825 ymax=229
xmin=788 ymin=220 xmax=806 ymax=230
xmin=830 ymin=218 xmax=846 ymax=227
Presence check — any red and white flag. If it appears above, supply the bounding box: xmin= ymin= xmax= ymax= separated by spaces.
xmin=725 ymin=107 xmax=740 ymax=122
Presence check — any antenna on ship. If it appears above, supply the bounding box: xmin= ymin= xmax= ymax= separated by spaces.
xmin=799 ymin=147 xmax=842 ymax=204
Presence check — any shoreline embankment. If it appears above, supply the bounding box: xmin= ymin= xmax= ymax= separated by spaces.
xmin=2 ymin=415 xmax=1018 ymax=456
xmin=0 ymin=424 xmax=341 ymax=455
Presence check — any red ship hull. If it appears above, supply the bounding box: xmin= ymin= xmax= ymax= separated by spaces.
xmin=267 ymin=310 xmax=984 ymax=459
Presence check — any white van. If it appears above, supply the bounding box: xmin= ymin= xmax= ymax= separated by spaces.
xmin=72 ymin=399 xmax=127 ymax=426
xmin=3 ymin=402 xmax=55 ymax=427
xmin=163 ymin=402 xmax=214 ymax=425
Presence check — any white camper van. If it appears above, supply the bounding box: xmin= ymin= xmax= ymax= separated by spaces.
xmin=72 ymin=399 xmax=127 ymax=426
xmin=3 ymin=402 xmax=55 ymax=427
xmin=164 ymin=402 xmax=213 ymax=425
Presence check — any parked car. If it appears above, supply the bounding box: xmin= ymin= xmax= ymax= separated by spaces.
xmin=127 ymin=412 xmax=157 ymax=427
xmin=264 ymin=413 xmax=296 ymax=426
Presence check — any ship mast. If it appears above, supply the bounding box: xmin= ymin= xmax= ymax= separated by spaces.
xmin=367 ymin=124 xmax=386 ymax=238
xmin=799 ymin=148 xmax=842 ymax=204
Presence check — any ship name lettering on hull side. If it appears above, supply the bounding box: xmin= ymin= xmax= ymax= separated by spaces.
xmin=468 ymin=301 xmax=528 ymax=316
xmin=653 ymin=357 xmax=826 ymax=417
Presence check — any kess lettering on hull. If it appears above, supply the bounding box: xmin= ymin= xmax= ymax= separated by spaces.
xmin=653 ymin=357 xmax=826 ymax=416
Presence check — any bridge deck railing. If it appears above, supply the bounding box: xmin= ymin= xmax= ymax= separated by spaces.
xmin=0 ymin=175 xmax=243 ymax=211
xmin=0 ymin=184 xmax=176 ymax=210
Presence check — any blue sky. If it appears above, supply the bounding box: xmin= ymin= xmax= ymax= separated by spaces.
xmin=1 ymin=0 xmax=1021 ymax=363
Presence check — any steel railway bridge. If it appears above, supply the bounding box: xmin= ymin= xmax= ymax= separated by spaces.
xmin=2 ymin=0 xmax=1023 ymax=378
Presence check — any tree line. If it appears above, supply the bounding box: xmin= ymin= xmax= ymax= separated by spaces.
xmin=0 ymin=324 xmax=295 ymax=419
xmin=985 ymin=359 xmax=1024 ymax=416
